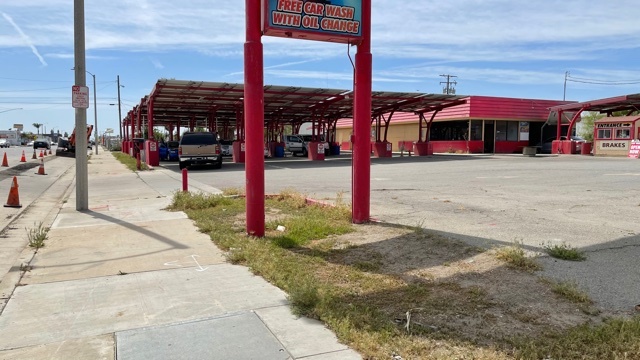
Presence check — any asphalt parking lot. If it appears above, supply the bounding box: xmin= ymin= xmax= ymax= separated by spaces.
xmin=160 ymin=153 xmax=640 ymax=314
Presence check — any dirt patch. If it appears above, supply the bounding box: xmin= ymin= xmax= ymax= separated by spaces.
xmin=317 ymin=222 xmax=605 ymax=347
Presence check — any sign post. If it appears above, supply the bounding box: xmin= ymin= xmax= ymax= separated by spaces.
xmin=72 ymin=85 xmax=90 ymax=109
xmin=246 ymin=0 xmax=371 ymax=236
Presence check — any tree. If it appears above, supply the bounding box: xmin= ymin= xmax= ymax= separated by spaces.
xmin=32 ymin=123 xmax=42 ymax=135
xmin=578 ymin=112 xmax=603 ymax=142
xmin=153 ymin=128 xmax=166 ymax=142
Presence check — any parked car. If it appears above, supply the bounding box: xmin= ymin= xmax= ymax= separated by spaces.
xmin=284 ymin=134 xmax=329 ymax=156
xmin=26 ymin=141 xmax=34 ymax=147
xmin=284 ymin=135 xmax=305 ymax=156
xmin=33 ymin=140 xmax=51 ymax=150
xmin=219 ymin=140 xmax=233 ymax=156
xmin=0 ymin=139 xmax=8 ymax=148
xmin=178 ymin=132 xmax=222 ymax=170
xmin=540 ymin=136 xmax=586 ymax=154
xmin=159 ymin=141 xmax=179 ymax=161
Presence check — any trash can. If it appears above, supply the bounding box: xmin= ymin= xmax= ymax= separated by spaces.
xmin=330 ymin=144 xmax=341 ymax=155
xmin=581 ymin=142 xmax=592 ymax=155
xmin=274 ymin=145 xmax=285 ymax=158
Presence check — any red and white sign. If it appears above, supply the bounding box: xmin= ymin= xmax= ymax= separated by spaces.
xmin=628 ymin=140 xmax=640 ymax=159
xmin=72 ymin=85 xmax=90 ymax=109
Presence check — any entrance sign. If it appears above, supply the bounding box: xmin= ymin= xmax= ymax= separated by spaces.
xmin=263 ymin=0 xmax=363 ymax=44
xmin=72 ymin=85 xmax=90 ymax=109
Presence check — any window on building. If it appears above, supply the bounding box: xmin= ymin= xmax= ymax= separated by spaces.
xmin=429 ymin=121 xmax=469 ymax=141
xmin=495 ymin=121 xmax=518 ymax=141
xmin=597 ymin=129 xmax=611 ymax=139
xmin=615 ymin=128 xmax=631 ymax=139
xmin=470 ymin=120 xmax=483 ymax=141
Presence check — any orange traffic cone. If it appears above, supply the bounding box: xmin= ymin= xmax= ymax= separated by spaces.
xmin=20 ymin=150 xmax=26 ymax=163
xmin=39 ymin=150 xmax=44 ymax=158
xmin=32 ymin=150 xmax=37 ymax=159
xmin=48 ymin=148 xmax=52 ymax=155
xmin=1 ymin=152 xmax=7 ymax=167
xmin=4 ymin=176 xmax=21 ymax=208
xmin=36 ymin=159 xmax=47 ymax=175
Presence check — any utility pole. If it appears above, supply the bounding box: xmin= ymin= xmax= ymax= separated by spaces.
xmin=440 ymin=74 xmax=457 ymax=95
xmin=117 ymin=75 xmax=123 ymax=140
xmin=74 ymin=0 xmax=88 ymax=210
xmin=563 ymin=71 xmax=570 ymax=101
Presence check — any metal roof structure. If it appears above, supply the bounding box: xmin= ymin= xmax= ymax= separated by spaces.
xmin=124 ymin=79 xmax=467 ymax=132
xmin=549 ymin=93 xmax=640 ymax=114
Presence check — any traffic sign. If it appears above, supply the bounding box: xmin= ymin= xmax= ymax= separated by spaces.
xmin=72 ymin=85 xmax=90 ymax=109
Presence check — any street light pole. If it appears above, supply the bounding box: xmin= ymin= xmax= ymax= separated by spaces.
xmin=563 ymin=71 xmax=570 ymax=101
xmin=86 ymin=70 xmax=98 ymax=154
xmin=117 ymin=75 xmax=122 ymax=140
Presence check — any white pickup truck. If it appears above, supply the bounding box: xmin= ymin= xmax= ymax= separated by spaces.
xmin=284 ymin=134 xmax=329 ymax=156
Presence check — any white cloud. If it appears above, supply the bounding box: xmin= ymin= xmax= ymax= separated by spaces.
xmin=1 ymin=0 xmax=637 ymax=64
xmin=2 ymin=12 xmax=48 ymax=66
xmin=150 ymin=58 xmax=164 ymax=69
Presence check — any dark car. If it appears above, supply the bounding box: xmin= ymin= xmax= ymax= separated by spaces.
xmin=33 ymin=140 xmax=51 ymax=150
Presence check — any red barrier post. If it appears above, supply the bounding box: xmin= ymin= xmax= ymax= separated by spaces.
xmin=182 ymin=168 xmax=188 ymax=192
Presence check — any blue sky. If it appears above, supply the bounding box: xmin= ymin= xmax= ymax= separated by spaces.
xmin=1 ymin=0 xmax=639 ymax=136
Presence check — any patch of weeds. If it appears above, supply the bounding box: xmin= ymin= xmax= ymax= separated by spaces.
xmin=168 ymin=191 xmax=234 ymax=211
xmin=495 ymin=243 xmax=541 ymax=272
xmin=288 ymin=274 xmax=321 ymax=316
xmin=26 ymin=222 xmax=48 ymax=248
xmin=20 ymin=264 xmax=32 ymax=272
xmin=353 ymin=260 xmax=382 ymax=272
xmin=411 ymin=219 xmax=426 ymax=235
xmin=112 ymin=152 xmax=149 ymax=171
xmin=271 ymin=236 xmax=299 ymax=249
xmin=222 ymin=187 xmax=244 ymax=196
xmin=543 ymin=242 xmax=586 ymax=261
xmin=335 ymin=190 xmax=347 ymax=207
xmin=541 ymin=278 xmax=592 ymax=304
xmin=514 ymin=317 xmax=640 ymax=360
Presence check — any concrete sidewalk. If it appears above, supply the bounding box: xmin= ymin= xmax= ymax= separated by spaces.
xmin=0 ymin=148 xmax=360 ymax=359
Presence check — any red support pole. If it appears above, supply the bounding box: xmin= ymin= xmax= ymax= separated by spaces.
xmin=147 ymin=98 xmax=154 ymax=139
xmin=352 ymin=0 xmax=372 ymax=224
xmin=556 ymin=110 xmax=563 ymax=140
xmin=130 ymin=110 xmax=135 ymax=140
xmin=182 ymin=168 xmax=188 ymax=192
xmin=136 ymin=107 xmax=142 ymax=138
xmin=244 ymin=0 xmax=265 ymax=237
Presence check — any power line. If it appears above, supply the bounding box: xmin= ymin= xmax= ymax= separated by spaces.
xmin=439 ymin=74 xmax=457 ymax=95
xmin=0 ymin=86 xmax=70 ymax=93
xmin=566 ymin=74 xmax=640 ymax=85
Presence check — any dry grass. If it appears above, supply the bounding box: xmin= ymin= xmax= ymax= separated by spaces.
xmin=169 ymin=190 xmax=640 ymax=360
